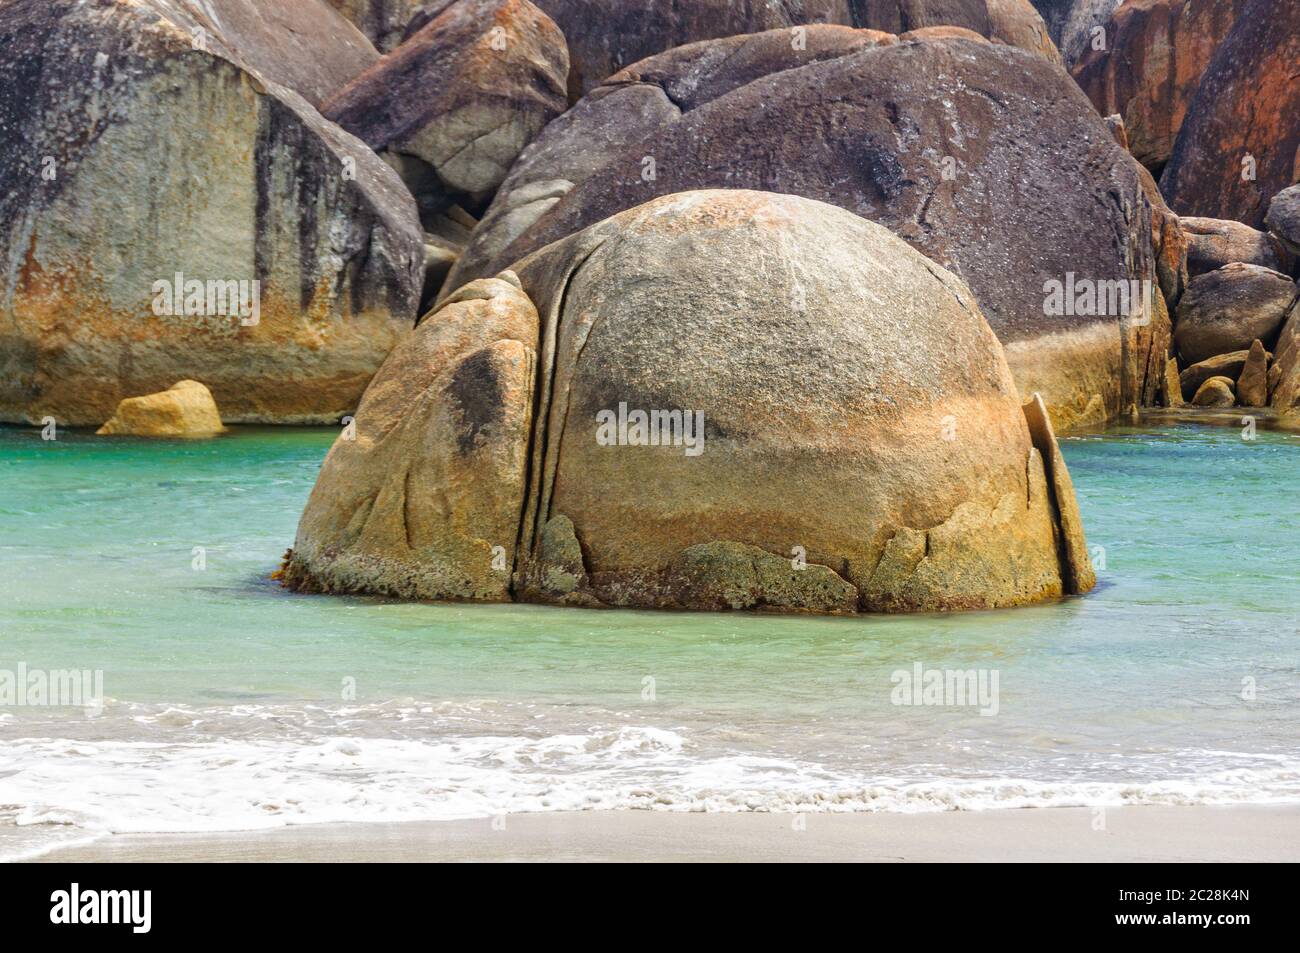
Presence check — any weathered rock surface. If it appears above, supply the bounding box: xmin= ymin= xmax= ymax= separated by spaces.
xmin=283 ymin=272 xmax=538 ymax=601
xmin=446 ymin=34 xmax=1167 ymax=431
xmin=137 ymin=0 xmax=381 ymax=106
xmin=1173 ymin=264 xmax=1297 ymax=365
xmin=441 ymin=25 xmax=897 ymax=294
xmin=1180 ymin=217 xmax=1290 ymax=277
xmin=1191 ymin=376 xmax=1235 ymax=407
xmin=1265 ymin=186 xmax=1300 ymax=258
xmin=326 ymin=0 xmax=441 ymax=52
xmin=1159 ymin=0 xmax=1300 ymax=228
xmin=1072 ymin=0 xmax=1247 ymax=174
xmin=1162 ymin=356 xmax=1183 ymax=407
xmin=0 ymin=0 xmax=424 ymax=427
xmin=1021 ymin=393 xmax=1095 ymax=594
xmin=1269 ymin=300 xmax=1300 ymax=412
xmin=1178 ymin=351 xmax=1250 ymax=401
xmin=288 ymin=190 xmax=1096 ymax=613
xmin=510 ymin=0 xmax=1059 ymax=95
xmin=1031 ymin=0 xmax=1121 ymax=66
xmin=322 ymin=0 xmax=568 ymax=227
xmin=1236 ymin=339 xmax=1270 ymax=408
xmin=96 ymin=380 xmax=226 ymax=437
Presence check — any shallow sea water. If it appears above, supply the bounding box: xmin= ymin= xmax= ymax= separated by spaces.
xmin=0 ymin=421 xmax=1296 ymax=859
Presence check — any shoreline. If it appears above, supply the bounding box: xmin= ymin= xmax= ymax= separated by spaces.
xmin=19 ymin=804 xmax=1300 ymax=863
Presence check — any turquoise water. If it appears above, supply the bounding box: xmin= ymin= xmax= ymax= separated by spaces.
xmin=1 ymin=421 xmax=1297 ymax=858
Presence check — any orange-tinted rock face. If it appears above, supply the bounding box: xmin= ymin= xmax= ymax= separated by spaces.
xmin=1072 ymin=0 xmax=1248 ymax=174
xmin=1159 ymin=0 xmax=1300 ymax=228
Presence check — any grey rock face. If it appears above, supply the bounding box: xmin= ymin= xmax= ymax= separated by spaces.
xmin=1173 ymin=264 xmax=1298 ymax=366
xmin=322 ymin=0 xmax=569 ymax=228
xmin=1265 ymin=186 xmax=1300 ymax=258
xmin=0 ymin=0 xmax=424 ymax=426
xmin=447 ymin=32 xmax=1166 ymax=430
xmin=1031 ymin=0 xmax=1120 ymax=66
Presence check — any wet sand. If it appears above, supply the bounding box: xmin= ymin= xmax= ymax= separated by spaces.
xmin=23 ymin=804 xmax=1300 ymax=862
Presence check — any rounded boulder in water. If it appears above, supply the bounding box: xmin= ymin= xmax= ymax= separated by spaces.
xmin=286 ymin=189 xmax=1095 ymax=613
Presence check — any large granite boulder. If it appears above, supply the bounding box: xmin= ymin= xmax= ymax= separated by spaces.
xmin=845 ymin=0 xmax=1060 ymax=63
xmin=285 ymin=190 xmax=1095 ymax=613
xmin=0 ymin=0 xmax=424 ymax=427
xmin=1180 ymin=217 xmax=1291 ymax=278
xmin=322 ymin=0 xmax=569 ymax=226
xmin=1173 ymin=264 xmax=1298 ymax=365
xmin=488 ymin=0 xmax=1059 ymax=96
xmin=1031 ymin=0 xmax=1121 ymax=67
xmin=1159 ymin=0 xmax=1300 ymax=228
xmin=441 ymin=25 xmax=897 ymax=294
xmin=1072 ymin=0 xmax=1248 ymax=174
xmin=325 ymin=0 xmax=439 ymax=51
xmin=445 ymin=33 xmax=1170 ymax=430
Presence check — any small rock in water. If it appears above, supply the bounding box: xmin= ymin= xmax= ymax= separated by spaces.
xmin=1178 ymin=350 xmax=1252 ymax=401
xmin=97 ymin=381 xmax=226 ymax=438
xmin=1191 ymin=376 xmax=1236 ymax=408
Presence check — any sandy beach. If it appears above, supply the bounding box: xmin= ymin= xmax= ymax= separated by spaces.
xmin=24 ymin=805 xmax=1300 ymax=863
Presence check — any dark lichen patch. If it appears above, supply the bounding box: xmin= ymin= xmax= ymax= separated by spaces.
xmin=447 ymin=348 xmax=505 ymax=453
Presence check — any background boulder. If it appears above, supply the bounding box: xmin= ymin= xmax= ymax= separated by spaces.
xmin=139 ymin=0 xmax=380 ymax=106
xmin=460 ymin=0 xmax=1061 ymax=96
xmin=1180 ymin=217 xmax=1291 ymax=278
xmin=1269 ymin=302 xmax=1300 ymax=412
xmin=326 ymin=0 xmax=441 ymax=51
xmin=0 ymin=0 xmax=424 ymax=426
xmin=1159 ymin=0 xmax=1300 ymax=228
xmin=322 ymin=0 xmax=569 ymax=227
xmin=1265 ymin=186 xmax=1300 ymax=258
xmin=1072 ymin=0 xmax=1248 ymax=175
xmin=1173 ymin=264 xmax=1297 ymax=365
xmin=1031 ymin=0 xmax=1121 ymax=66
xmin=448 ymin=34 xmax=1169 ymax=430
xmin=441 ymin=25 xmax=896 ymax=293
xmin=1191 ymin=376 xmax=1234 ymax=407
